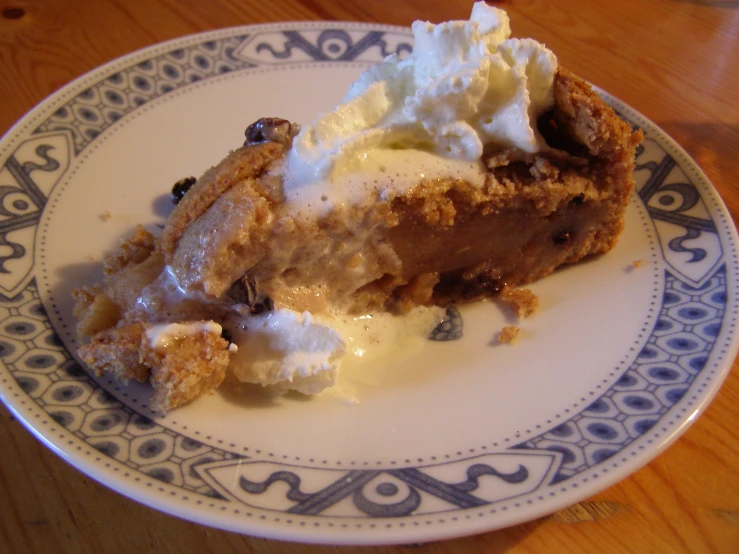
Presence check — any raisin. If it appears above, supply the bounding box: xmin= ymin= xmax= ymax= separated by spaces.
xmin=244 ymin=117 xmax=295 ymax=148
xmin=570 ymin=193 xmax=585 ymax=206
xmin=438 ymin=266 xmax=503 ymax=301
xmin=171 ymin=177 xmax=196 ymax=204
xmin=250 ymin=297 xmax=274 ymax=315
xmin=227 ymin=276 xmax=274 ymax=314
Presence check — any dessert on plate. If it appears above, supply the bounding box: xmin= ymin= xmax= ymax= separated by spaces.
xmin=73 ymin=2 xmax=643 ymax=412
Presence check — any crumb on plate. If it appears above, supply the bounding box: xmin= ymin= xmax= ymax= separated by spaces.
xmin=498 ymin=325 xmax=520 ymax=345
xmin=500 ymin=287 xmax=540 ymax=319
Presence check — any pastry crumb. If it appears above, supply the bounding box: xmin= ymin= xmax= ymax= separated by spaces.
xmin=500 ymin=287 xmax=540 ymax=319
xmin=141 ymin=326 xmax=230 ymax=412
xmin=498 ymin=325 xmax=520 ymax=344
xmin=626 ymin=258 xmax=648 ymax=272
xmin=99 ymin=210 xmax=112 ymax=222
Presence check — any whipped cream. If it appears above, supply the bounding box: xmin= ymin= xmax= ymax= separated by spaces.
xmin=228 ymin=306 xmax=442 ymax=397
xmin=284 ymin=1 xmax=557 ymax=208
xmin=229 ymin=309 xmax=346 ymax=395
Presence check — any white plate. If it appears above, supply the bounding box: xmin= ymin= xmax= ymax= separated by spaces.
xmin=0 ymin=22 xmax=737 ymax=546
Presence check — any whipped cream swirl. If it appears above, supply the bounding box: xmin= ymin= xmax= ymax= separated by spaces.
xmin=285 ymin=2 xmax=557 ymax=189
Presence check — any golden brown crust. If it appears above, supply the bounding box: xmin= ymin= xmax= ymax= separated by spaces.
xmin=103 ymin=251 xmax=164 ymax=315
xmin=77 ymin=322 xmax=149 ymax=382
xmin=160 ymin=142 xmax=284 ymax=261
xmin=73 ymin=227 xmax=162 ymax=339
xmin=142 ymin=326 xmax=230 ymax=412
xmin=73 ymin=290 xmax=121 ymax=338
xmin=553 ymin=67 xmax=644 ymax=159
xmin=169 ymin=177 xmax=276 ymax=297
xmin=102 ymin=225 xmax=157 ymax=276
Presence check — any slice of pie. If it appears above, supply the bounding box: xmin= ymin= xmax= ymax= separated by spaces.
xmin=73 ymin=4 xmax=643 ymax=411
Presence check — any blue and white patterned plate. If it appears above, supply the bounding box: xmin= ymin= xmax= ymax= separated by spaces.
xmin=0 ymin=22 xmax=737 ymax=545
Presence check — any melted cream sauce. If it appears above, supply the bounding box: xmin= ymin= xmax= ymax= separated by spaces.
xmin=318 ymin=305 xmax=444 ymax=403
xmin=146 ymin=321 xmax=223 ymax=351
xmin=281 ymin=148 xmax=487 ymax=219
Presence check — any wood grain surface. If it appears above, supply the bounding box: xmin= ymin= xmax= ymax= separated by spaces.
xmin=1 ymin=0 xmax=738 ymax=552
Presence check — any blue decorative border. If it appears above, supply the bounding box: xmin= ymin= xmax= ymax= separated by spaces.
xmin=515 ymin=268 xmax=725 ymax=481
xmin=0 ymin=24 xmax=736 ymax=540
xmin=35 ymin=36 xmax=253 ymax=155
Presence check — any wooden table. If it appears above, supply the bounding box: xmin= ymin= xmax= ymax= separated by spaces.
xmin=1 ymin=0 xmax=738 ymax=552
